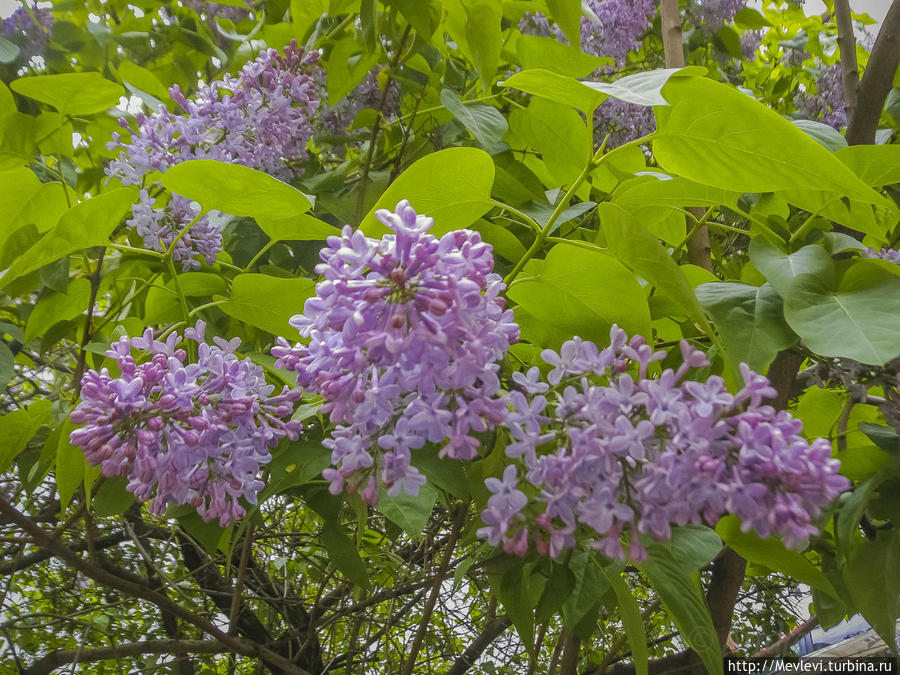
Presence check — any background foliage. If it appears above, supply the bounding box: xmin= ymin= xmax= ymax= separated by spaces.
xmin=1 ymin=0 xmax=899 ymax=673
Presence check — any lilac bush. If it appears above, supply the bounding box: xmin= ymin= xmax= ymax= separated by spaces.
xmin=70 ymin=322 xmax=302 ymax=526
xmin=107 ymin=41 xmax=320 ymax=267
xmin=478 ymin=327 xmax=850 ymax=562
xmin=273 ymin=201 xmax=519 ymax=503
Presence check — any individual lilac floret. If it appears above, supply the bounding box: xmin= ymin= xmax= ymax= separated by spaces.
xmin=272 ymin=201 xmax=519 ymax=503
xmin=1 ymin=4 xmax=53 ymax=64
xmin=70 ymin=322 xmax=302 ymax=526
xmin=127 ymin=190 xmax=220 ymax=271
xmin=479 ymin=326 xmax=851 ymax=562
xmin=106 ymin=40 xmax=320 ymax=185
xmin=794 ymin=63 xmax=847 ymax=130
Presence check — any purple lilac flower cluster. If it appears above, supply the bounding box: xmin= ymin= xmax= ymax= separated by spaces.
xmin=593 ymin=98 xmax=656 ymax=148
xmin=127 ymin=190 xmax=220 ymax=271
xmin=319 ymin=69 xmax=402 ymax=139
xmin=107 ymin=41 xmax=319 ymax=267
xmin=518 ymin=0 xmax=656 ymax=69
xmin=690 ymin=0 xmax=746 ymax=30
xmin=863 ymin=248 xmax=900 ymax=265
xmin=70 ymin=322 xmax=302 ymax=526
xmin=478 ymin=327 xmax=850 ymax=562
xmin=272 ymin=201 xmax=519 ymax=504
xmin=794 ymin=63 xmax=847 ymax=129
xmin=1 ymin=4 xmax=53 ymax=63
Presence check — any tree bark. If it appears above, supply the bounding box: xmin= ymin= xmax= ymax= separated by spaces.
xmin=834 ymin=0 xmax=859 ymax=122
xmin=845 ymin=0 xmax=900 ymax=145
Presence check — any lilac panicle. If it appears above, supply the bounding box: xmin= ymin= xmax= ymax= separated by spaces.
xmin=793 ymin=63 xmax=847 ymax=130
xmin=107 ymin=40 xmax=319 ymax=184
xmin=107 ymin=41 xmax=319 ymax=266
xmin=864 ymin=248 xmax=900 ymax=265
xmin=70 ymin=322 xmax=302 ymax=526
xmin=479 ymin=327 xmax=851 ymax=562
xmin=273 ymin=201 xmax=519 ymax=503
xmin=1 ymin=4 xmax=53 ymax=63
xmin=127 ymin=190 xmax=221 ymax=271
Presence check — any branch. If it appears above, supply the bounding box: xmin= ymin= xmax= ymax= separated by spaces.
xmin=0 ymin=531 xmax=129 ymax=575
xmin=834 ymin=0 xmax=859 ymax=120
xmin=24 ymin=640 xmax=225 ymax=675
xmin=444 ymin=616 xmax=511 ymax=675
xmin=0 ymin=494 xmax=311 ymax=675
xmin=845 ymin=0 xmax=900 ymax=145
xmin=757 ymin=615 xmax=819 ymax=657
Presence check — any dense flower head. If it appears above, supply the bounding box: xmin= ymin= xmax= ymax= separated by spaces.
xmin=794 ymin=63 xmax=847 ymax=129
xmin=107 ymin=40 xmax=319 ymax=184
xmin=1 ymin=4 xmax=53 ymax=63
xmin=107 ymin=40 xmax=319 ymax=266
xmin=127 ymin=190 xmax=221 ymax=271
xmin=478 ymin=327 xmax=850 ymax=562
xmin=594 ymin=98 xmax=656 ymax=148
xmin=70 ymin=322 xmax=302 ymax=526
xmin=272 ymin=201 xmax=519 ymax=503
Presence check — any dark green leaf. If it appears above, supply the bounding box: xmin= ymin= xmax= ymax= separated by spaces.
xmin=375 ymin=484 xmax=437 ymax=541
xmin=92 ymin=476 xmax=136 ymax=517
xmin=601 ymin=568 xmax=649 ymax=675
xmin=0 ymin=400 xmax=52 ymax=473
xmin=440 ymin=89 xmax=508 ymax=148
xmin=25 ymin=277 xmax=90 ymax=343
xmin=695 ymin=282 xmax=797 ymax=372
xmin=748 ymin=238 xmax=834 ymax=298
xmin=322 ymin=522 xmax=370 ymax=588
xmin=220 ymin=274 xmax=314 ymax=336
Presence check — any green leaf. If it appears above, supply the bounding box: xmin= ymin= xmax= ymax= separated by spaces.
xmin=613 ymin=175 xmax=741 ymax=210
xmin=116 ymin=60 xmax=173 ymax=107
xmin=695 ymin=282 xmax=797 ymax=372
xmin=175 ymin=273 xmax=228 ymax=297
xmin=0 ymin=36 xmax=20 ymax=64
xmin=388 ymin=0 xmax=439 ymax=37
xmin=291 ymin=0 xmax=327 ymax=40
xmin=472 ymin=220 xmax=527 ymax=263
xmin=25 ymin=277 xmax=91 ymax=343
xmin=601 ymin=568 xmax=649 ymax=675
xmin=464 ymin=1 xmax=502 ymax=93
xmin=266 ymin=440 xmax=332 ymax=497
xmin=220 ymin=274 xmax=314 ymax=336
xmin=716 ymin=515 xmax=837 ymax=598
xmin=255 ymin=213 xmax=339 ymax=242
xmin=834 ymin=144 xmax=900 ymax=187
xmin=0 ymin=112 xmax=36 ymax=170
xmin=56 ymin=419 xmax=85 ymax=510
xmin=598 ymin=203 xmax=713 ymax=334
xmin=640 ymin=527 xmax=723 ymax=675
xmin=793 ymin=119 xmax=847 ymax=152
xmin=360 ymin=148 xmax=495 ymax=235
xmin=748 ymin=238 xmax=834 ymax=298
xmin=0 ymin=399 xmax=51 ymax=473
xmin=503 ymin=68 xmax=608 ymax=115
xmin=535 ymin=563 xmax=576 ymax=623
xmin=0 ymin=81 xmax=14 ymax=113
xmin=178 ymin=511 xmax=231 ymax=554
xmin=321 ymin=522 xmax=370 ymax=588
xmin=583 ymin=67 xmax=706 ymax=107
xmin=782 ymin=261 xmax=900 ymax=365
xmin=654 ymin=76 xmax=887 ymax=206
xmin=0 ymin=341 xmax=14 ymax=387
xmin=11 ymin=72 xmax=124 ymax=116
xmin=734 ymin=8 xmax=772 ymax=29
xmin=841 ymin=530 xmax=900 ymax=653
xmin=511 ymin=97 xmax=589 ymax=184
xmin=545 ymin=0 xmax=581 ymax=46
xmin=516 ymin=34 xmax=611 ymax=78
xmin=326 ymin=36 xmax=380 ymax=105
xmin=497 ymin=563 xmax=535 ymax=647
xmin=160 ymin=160 xmax=312 ymax=221
xmin=507 ymin=243 xmax=651 ymax=344
xmin=409 ymin=447 xmax=471 ymax=498
xmin=375 ymin=484 xmax=437 ymax=541
xmin=561 ymin=551 xmax=612 ymax=631
xmin=0 ymin=187 xmax=137 ymax=289
xmin=440 ymin=89 xmax=508 ymax=148
xmin=92 ymin=476 xmax=136 ymax=517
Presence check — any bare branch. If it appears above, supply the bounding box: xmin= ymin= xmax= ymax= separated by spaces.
xmin=23 ymin=639 xmax=226 ymax=675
